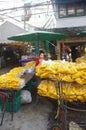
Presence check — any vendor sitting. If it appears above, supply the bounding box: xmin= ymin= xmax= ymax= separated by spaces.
xmin=36 ymin=51 xmax=45 ymax=66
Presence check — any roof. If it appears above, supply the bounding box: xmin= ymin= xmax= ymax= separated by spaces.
xmin=0 ymin=21 xmax=27 ymax=43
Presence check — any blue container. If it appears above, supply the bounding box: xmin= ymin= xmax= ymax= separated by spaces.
xmin=19 ymin=59 xmax=32 ymax=66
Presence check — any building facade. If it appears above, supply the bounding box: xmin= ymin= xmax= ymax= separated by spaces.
xmin=50 ymin=0 xmax=86 ymax=60
xmin=52 ymin=0 xmax=86 ymax=28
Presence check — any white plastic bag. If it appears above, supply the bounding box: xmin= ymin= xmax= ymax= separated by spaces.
xmin=21 ymin=90 xmax=32 ymax=104
xmin=25 ymin=67 xmax=35 ymax=74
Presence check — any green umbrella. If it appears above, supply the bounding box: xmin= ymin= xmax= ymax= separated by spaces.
xmin=8 ymin=31 xmax=68 ymax=42
xmin=77 ymin=31 xmax=86 ymax=37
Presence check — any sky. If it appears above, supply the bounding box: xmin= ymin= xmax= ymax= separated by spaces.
xmin=0 ymin=0 xmax=55 ymax=29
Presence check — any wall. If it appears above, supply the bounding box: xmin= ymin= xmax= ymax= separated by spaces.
xmin=56 ymin=16 xmax=86 ymax=28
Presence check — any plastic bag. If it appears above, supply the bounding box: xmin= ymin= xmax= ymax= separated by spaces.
xmin=21 ymin=90 xmax=32 ymax=104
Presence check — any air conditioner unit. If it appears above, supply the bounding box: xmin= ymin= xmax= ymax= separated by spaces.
xmin=21 ymin=14 xmax=31 ymax=21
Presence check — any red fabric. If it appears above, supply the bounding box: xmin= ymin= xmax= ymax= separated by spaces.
xmin=36 ymin=58 xmax=40 ymax=66
xmin=36 ymin=58 xmax=46 ymax=66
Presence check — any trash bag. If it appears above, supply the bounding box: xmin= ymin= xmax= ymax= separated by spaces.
xmin=21 ymin=90 xmax=32 ymax=104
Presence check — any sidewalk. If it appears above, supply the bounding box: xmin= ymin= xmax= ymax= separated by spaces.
xmin=0 ymin=97 xmax=53 ymax=130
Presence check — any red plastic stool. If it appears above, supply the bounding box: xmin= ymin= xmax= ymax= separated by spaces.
xmin=0 ymin=91 xmax=9 ymax=125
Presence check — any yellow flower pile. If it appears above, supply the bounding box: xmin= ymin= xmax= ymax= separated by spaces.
xmin=73 ymin=62 xmax=86 ymax=85
xmin=36 ymin=59 xmax=86 ymax=102
xmin=61 ymin=83 xmax=86 ymax=103
xmin=36 ymin=61 xmax=60 ymax=81
xmin=0 ymin=66 xmax=25 ymax=89
xmin=24 ymin=61 xmax=35 ymax=68
xmin=9 ymin=67 xmax=24 ymax=77
xmin=36 ymin=60 xmax=86 ymax=85
xmin=37 ymin=80 xmax=86 ymax=102
xmin=0 ymin=74 xmax=22 ymax=89
xmin=75 ymin=56 xmax=86 ymax=63
xmin=37 ymin=80 xmax=58 ymax=99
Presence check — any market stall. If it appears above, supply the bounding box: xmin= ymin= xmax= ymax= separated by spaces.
xmin=8 ymin=31 xmax=68 ymax=59
xmin=35 ymin=54 xmax=86 ymax=130
xmin=7 ymin=30 xmax=70 ymax=128
xmin=0 ymin=61 xmax=35 ymax=114
xmin=7 ymin=30 xmax=86 ymax=129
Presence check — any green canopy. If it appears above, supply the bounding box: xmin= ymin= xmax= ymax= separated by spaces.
xmin=77 ymin=31 xmax=86 ymax=37
xmin=8 ymin=31 xmax=68 ymax=42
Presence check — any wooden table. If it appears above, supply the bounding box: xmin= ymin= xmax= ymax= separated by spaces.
xmin=21 ymin=72 xmax=34 ymax=85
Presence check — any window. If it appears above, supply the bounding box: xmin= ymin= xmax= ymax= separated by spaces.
xmin=76 ymin=4 xmax=84 ymax=16
xmin=59 ymin=5 xmax=67 ymax=17
xmin=58 ymin=2 xmax=86 ymax=18
xmin=68 ymin=4 xmax=75 ymax=16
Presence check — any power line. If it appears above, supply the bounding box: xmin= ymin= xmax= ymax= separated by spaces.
xmin=0 ymin=1 xmax=62 ymax=12
xmin=0 ymin=1 xmax=52 ymax=12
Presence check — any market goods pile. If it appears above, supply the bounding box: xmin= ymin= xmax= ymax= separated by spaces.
xmin=0 ymin=61 xmax=35 ymax=89
xmin=0 ymin=67 xmax=25 ymax=89
xmin=9 ymin=67 xmax=24 ymax=77
xmin=36 ymin=60 xmax=86 ymax=84
xmin=25 ymin=61 xmax=35 ymax=68
xmin=36 ymin=57 xmax=86 ymax=102
xmin=38 ymin=80 xmax=57 ymax=99
xmin=37 ymin=80 xmax=86 ymax=102
xmin=62 ymin=83 xmax=86 ymax=102
xmin=76 ymin=55 xmax=86 ymax=63
xmin=24 ymin=61 xmax=35 ymax=73
xmin=0 ymin=74 xmax=22 ymax=89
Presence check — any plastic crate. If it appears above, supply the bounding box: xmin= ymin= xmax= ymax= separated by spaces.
xmin=7 ymin=96 xmax=21 ymax=112
xmin=1 ymin=90 xmax=21 ymax=97
xmin=0 ymin=95 xmax=21 ymax=112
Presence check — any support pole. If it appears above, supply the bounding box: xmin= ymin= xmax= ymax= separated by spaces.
xmin=35 ymin=41 xmax=39 ymax=57
xmin=61 ymin=40 xmax=66 ymax=60
xmin=45 ymin=41 xmax=51 ymax=59
xmin=56 ymin=40 xmax=61 ymax=60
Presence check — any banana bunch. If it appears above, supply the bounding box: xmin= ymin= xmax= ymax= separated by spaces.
xmin=37 ymin=80 xmax=58 ymax=99
xmin=61 ymin=83 xmax=86 ymax=102
xmin=0 ymin=74 xmax=22 ymax=89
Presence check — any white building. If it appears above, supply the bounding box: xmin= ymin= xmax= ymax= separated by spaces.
xmin=51 ymin=0 xmax=86 ymax=28
xmin=50 ymin=0 xmax=86 ymax=60
xmin=50 ymin=0 xmax=86 ymax=45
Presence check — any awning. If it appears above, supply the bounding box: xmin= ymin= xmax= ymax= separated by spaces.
xmin=8 ymin=31 xmax=68 ymax=42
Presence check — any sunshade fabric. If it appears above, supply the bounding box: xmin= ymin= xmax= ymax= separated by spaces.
xmin=8 ymin=31 xmax=68 ymax=42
